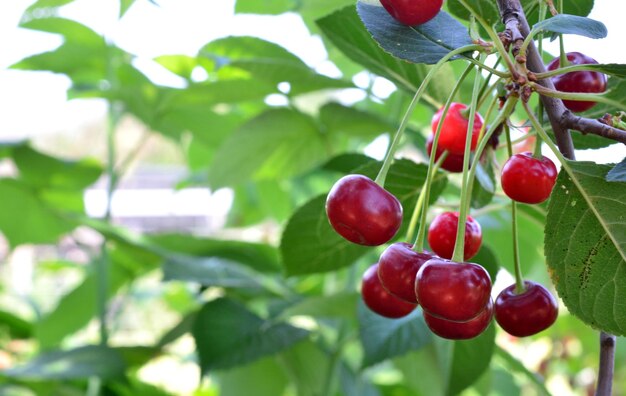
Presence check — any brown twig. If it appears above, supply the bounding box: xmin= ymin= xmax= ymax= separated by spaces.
xmin=563 ymin=112 xmax=626 ymax=144
xmin=596 ymin=332 xmax=616 ymax=396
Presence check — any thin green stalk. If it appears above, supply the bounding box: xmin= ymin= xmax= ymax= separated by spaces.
xmin=558 ymin=0 xmax=567 ymax=67
xmin=405 ymin=153 xmax=446 ymax=242
xmin=504 ymin=124 xmax=525 ymax=293
xmin=477 ymin=94 xmax=500 ymax=143
xmin=533 ymin=104 xmax=544 ymax=159
xmin=531 ymin=84 xmax=626 ymax=111
xmin=374 ymin=44 xmax=484 ymax=186
xmin=413 ymin=62 xmax=475 ymax=252
xmin=535 ymin=64 xmax=605 ymax=79
xmin=451 ymin=57 xmax=485 ymax=263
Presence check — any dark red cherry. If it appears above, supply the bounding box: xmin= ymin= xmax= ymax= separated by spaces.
xmin=501 ymin=152 xmax=558 ymax=204
xmin=431 ymin=102 xmax=484 ymax=156
xmin=495 ymin=281 xmax=558 ymax=337
xmin=427 ymin=211 xmax=482 ymax=260
xmin=546 ymin=52 xmax=607 ymax=113
xmin=415 ymin=257 xmax=491 ymax=322
xmin=425 ymin=134 xmax=464 ymax=173
xmin=379 ymin=0 xmax=444 ymax=26
xmin=424 ymin=299 xmax=494 ymax=340
xmin=378 ymin=242 xmax=434 ymax=303
xmin=326 ymin=174 xmax=403 ymax=246
xmin=362 ymin=263 xmax=416 ymax=318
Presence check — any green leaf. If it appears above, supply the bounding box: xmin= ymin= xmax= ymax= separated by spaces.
xmin=522 ymin=0 xmax=594 ymax=26
xmin=0 ymin=310 xmax=33 ymax=339
xmin=359 ymin=302 xmax=431 ymax=367
xmin=12 ymin=18 xmax=108 ymax=86
xmin=208 ymin=109 xmax=328 ymax=188
xmin=447 ymin=0 xmax=500 ymax=26
xmin=193 ymin=299 xmax=308 ymax=373
xmin=277 ymin=341 xmax=331 ymax=396
xmin=0 ymin=179 xmax=76 ymax=247
xmin=217 ymin=357 xmax=289 ymax=396
xmin=146 ymin=233 xmax=281 ymax=273
xmin=154 ymin=54 xmax=202 ymax=79
xmin=227 ymin=180 xmax=293 ymax=227
xmin=280 ymin=293 xmax=359 ymax=319
xmin=234 ymin=0 xmax=295 ymax=14
xmin=22 ymin=0 xmax=76 ymax=19
xmin=471 ymin=155 xmax=496 ymax=209
xmin=36 ymin=243 xmax=160 ymax=348
xmin=3 ymin=345 xmax=125 ymax=380
xmin=281 ymin=159 xmax=447 ymax=276
xmin=321 ymin=102 xmax=391 ymax=144
xmin=545 ymin=161 xmax=626 ymax=335
xmin=316 ymin=6 xmax=456 ymax=101
xmin=607 ymin=157 xmax=626 ymax=182
xmin=471 ymin=245 xmax=500 ymax=282
xmin=533 ymin=14 xmax=607 ymax=39
xmin=447 ymin=324 xmax=496 ymax=395
xmin=200 ymin=36 xmax=352 ymax=95
xmin=162 ymin=255 xmax=266 ymax=289
xmin=12 ymin=145 xmax=102 ymax=190
xmin=357 ymin=2 xmax=472 ymax=65
xmin=570 ymin=64 xmax=626 ymax=78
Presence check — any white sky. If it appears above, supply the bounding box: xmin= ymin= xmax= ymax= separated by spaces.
xmin=0 ymin=0 xmax=624 ymax=161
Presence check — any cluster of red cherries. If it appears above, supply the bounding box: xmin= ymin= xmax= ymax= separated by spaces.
xmin=326 ymin=101 xmax=559 ymax=339
xmin=325 ymin=0 xmax=608 ymax=340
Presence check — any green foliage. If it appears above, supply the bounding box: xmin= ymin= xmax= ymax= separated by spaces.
xmin=546 ymin=161 xmax=626 ymax=335
xmin=356 ymin=2 xmax=473 ymax=65
xmin=2 ymin=0 xmax=625 ymax=394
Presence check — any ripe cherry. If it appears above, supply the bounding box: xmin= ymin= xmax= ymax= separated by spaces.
xmin=378 ymin=242 xmax=434 ymax=303
xmin=362 ymin=263 xmax=416 ymax=318
xmin=425 ymin=134 xmax=464 ymax=173
xmin=326 ymin=174 xmax=402 ymax=246
xmin=427 ymin=211 xmax=482 ymax=260
xmin=501 ymin=152 xmax=558 ymax=204
xmin=424 ymin=299 xmax=494 ymax=340
xmin=431 ymin=102 xmax=484 ymax=156
xmin=546 ymin=52 xmax=607 ymax=113
xmin=380 ymin=0 xmax=444 ymax=26
xmin=495 ymin=281 xmax=558 ymax=337
xmin=415 ymin=258 xmax=492 ymax=322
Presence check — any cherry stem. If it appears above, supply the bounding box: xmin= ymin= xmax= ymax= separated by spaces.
xmin=531 ymin=84 xmax=626 ymax=111
xmin=504 ymin=124 xmax=525 ymax=294
xmin=413 ymin=62 xmax=476 ymax=252
xmin=405 ymin=153 xmax=446 ymax=242
xmin=451 ymin=56 xmax=485 ymax=263
xmin=374 ymin=44 xmax=484 ymax=187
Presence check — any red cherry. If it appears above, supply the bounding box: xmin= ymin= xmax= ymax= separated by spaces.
xmin=379 ymin=0 xmax=443 ymax=26
xmin=546 ymin=52 xmax=607 ymax=113
xmin=424 ymin=299 xmax=494 ymax=340
xmin=501 ymin=152 xmax=558 ymax=204
xmin=326 ymin=174 xmax=403 ymax=246
xmin=495 ymin=281 xmax=558 ymax=337
xmin=427 ymin=211 xmax=482 ymax=260
xmin=378 ymin=242 xmax=434 ymax=304
xmin=361 ymin=263 xmax=416 ymax=318
xmin=415 ymin=258 xmax=492 ymax=322
xmin=431 ymin=102 xmax=484 ymax=156
xmin=425 ymin=134 xmax=464 ymax=173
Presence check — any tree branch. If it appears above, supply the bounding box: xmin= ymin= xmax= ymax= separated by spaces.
xmin=596 ymin=332 xmax=616 ymax=396
xmin=562 ymin=112 xmax=626 ymax=144
xmin=496 ymin=0 xmax=575 ymax=159
xmin=496 ymin=2 xmax=618 ymax=396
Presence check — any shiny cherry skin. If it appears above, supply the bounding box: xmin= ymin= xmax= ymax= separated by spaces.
xmin=378 ymin=242 xmax=434 ymax=303
xmin=380 ymin=0 xmax=444 ymax=26
xmin=424 ymin=299 xmax=494 ymax=340
xmin=501 ymin=152 xmax=558 ymax=204
xmin=425 ymin=134 xmax=464 ymax=173
xmin=431 ymin=102 xmax=484 ymax=156
xmin=546 ymin=52 xmax=607 ymax=113
xmin=427 ymin=211 xmax=482 ymax=260
xmin=495 ymin=281 xmax=558 ymax=337
xmin=415 ymin=257 xmax=492 ymax=322
xmin=362 ymin=263 xmax=416 ymax=318
xmin=326 ymin=174 xmax=403 ymax=246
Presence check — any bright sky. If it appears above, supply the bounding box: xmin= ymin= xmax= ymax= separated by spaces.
xmin=0 ymin=0 xmax=624 ymax=161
